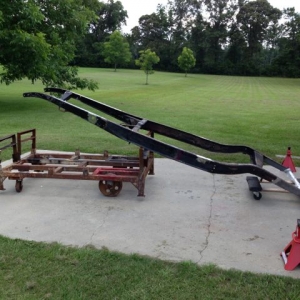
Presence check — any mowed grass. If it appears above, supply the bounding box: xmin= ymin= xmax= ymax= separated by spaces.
xmin=1 ymin=68 xmax=300 ymax=162
xmin=1 ymin=235 xmax=300 ymax=300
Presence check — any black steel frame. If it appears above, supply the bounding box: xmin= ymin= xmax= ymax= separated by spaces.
xmin=22 ymin=88 xmax=300 ymax=197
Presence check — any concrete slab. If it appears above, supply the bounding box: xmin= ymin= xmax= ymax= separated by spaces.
xmin=1 ymin=155 xmax=300 ymax=278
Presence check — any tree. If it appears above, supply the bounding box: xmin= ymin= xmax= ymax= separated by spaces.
xmin=0 ymin=0 xmax=98 ymax=90
xmin=167 ymin=0 xmax=199 ymax=71
xmin=135 ymin=49 xmax=160 ymax=85
xmin=128 ymin=4 xmax=172 ymax=71
xmin=90 ymin=0 xmax=127 ymax=40
xmin=103 ymin=30 xmax=131 ymax=71
xmin=178 ymin=47 xmax=196 ymax=76
xmin=236 ymin=0 xmax=281 ymax=59
xmin=203 ymin=0 xmax=238 ymax=72
xmin=136 ymin=12 xmax=169 ymax=59
xmin=224 ymin=22 xmax=247 ymax=75
xmin=74 ymin=0 xmax=128 ymax=67
xmin=189 ymin=13 xmax=209 ymax=73
xmin=271 ymin=8 xmax=300 ymax=77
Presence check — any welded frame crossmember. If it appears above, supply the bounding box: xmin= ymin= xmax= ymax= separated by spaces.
xmin=0 ymin=129 xmax=154 ymax=196
xmin=21 ymin=88 xmax=300 ymax=199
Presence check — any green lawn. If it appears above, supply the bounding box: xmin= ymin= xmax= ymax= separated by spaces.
xmin=1 ymin=69 xmax=300 ymax=299
xmin=1 ymin=236 xmax=300 ymax=300
xmin=1 ymin=68 xmax=300 ymax=163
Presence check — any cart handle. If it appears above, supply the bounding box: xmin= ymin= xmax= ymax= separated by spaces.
xmin=17 ymin=129 xmax=36 ymax=156
xmin=0 ymin=133 xmax=17 ymax=155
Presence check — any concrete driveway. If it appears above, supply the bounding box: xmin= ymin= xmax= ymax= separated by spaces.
xmin=1 ymin=156 xmax=300 ymax=278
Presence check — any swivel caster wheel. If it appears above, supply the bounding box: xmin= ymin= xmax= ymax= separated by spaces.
xmin=15 ymin=180 xmax=23 ymax=193
xmin=253 ymin=192 xmax=262 ymax=200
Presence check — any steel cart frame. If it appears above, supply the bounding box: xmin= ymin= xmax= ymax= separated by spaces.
xmin=0 ymin=129 xmax=154 ymax=197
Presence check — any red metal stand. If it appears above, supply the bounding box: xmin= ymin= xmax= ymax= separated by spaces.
xmin=282 ymin=147 xmax=296 ymax=172
xmin=281 ymin=219 xmax=300 ymax=271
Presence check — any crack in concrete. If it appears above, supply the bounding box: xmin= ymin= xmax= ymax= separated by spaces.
xmin=197 ymin=175 xmax=216 ymax=263
xmin=88 ymin=206 xmax=111 ymax=245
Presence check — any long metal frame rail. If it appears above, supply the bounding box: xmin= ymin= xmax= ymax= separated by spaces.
xmin=19 ymin=87 xmax=300 ymax=200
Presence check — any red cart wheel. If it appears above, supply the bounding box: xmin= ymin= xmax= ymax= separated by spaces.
xmin=15 ymin=180 xmax=23 ymax=193
xmin=99 ymin=180 xmax=122 ymax=197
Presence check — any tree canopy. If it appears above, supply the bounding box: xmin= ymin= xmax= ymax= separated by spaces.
xmin=73 ymin=0 xmax=128 ymax=67
xmin=178 ymin=47 xmax=196 ymax=76
xmin=103 ymin=30 xmax=131 ymax=71
xmin=135 ymin=49 xmax=160 ymax=85
xmin=1 ymin=0 xmax=300 ymax=81
xmin=123 ymin=0 xmax=300 ymax=77
xmin=0 ymin=0 xmax=98 ymax=89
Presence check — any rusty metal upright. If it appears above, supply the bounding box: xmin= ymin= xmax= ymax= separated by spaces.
xmin=0 ymin=129 xmax=154 ymax=197
xmin=0 ymin=132 xmax=17 ymax=190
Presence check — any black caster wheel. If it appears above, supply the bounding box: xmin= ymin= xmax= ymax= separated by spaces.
xmin=15 ymin=180 xmax=23 ymax=193
xmin=253 ymin=192 xmax=262 ymax=200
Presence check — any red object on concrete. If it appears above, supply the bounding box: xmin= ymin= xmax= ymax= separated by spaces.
xmin=282 ymin=147 xmax=297 ymax=172
xmin=281 ymin=220 xmax=300 ymax=271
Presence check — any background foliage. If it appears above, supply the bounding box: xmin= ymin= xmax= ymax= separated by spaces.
xmin=1 ymin=0 xmax=300 ymax=81
xmin=0 ymin=0 xmax=98 ymax=89
xmin=73 ymin=0 xmax=300 ymax=78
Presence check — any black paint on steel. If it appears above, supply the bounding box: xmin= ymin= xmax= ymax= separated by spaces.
xmin=23 ymin=91 xmax=300 ymax=197
xmin=44 ymin=87 xmax=285 ymax=171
